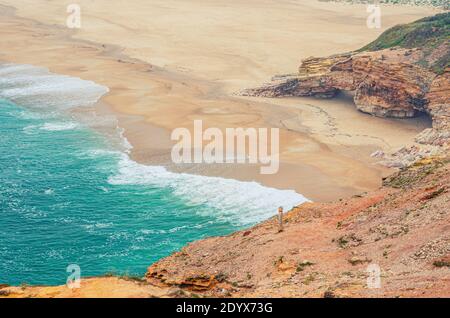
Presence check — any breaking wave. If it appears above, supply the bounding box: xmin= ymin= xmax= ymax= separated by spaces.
xmin=108 ymin=153 xmax=308 ymax=226
xmin=0 ymin=63 xmax=108 ymax=110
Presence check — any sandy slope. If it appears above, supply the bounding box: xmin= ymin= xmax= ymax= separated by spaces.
xmin=0 ymin=0 xmax=440 ymax=201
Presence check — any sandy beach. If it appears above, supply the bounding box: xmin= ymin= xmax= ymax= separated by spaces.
xmin=0 ymin=0 xmax=440 ymax=202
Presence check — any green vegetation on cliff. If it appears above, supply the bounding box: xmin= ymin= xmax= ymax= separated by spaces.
xmin=360 ymin=12 xmax=450 ymax=74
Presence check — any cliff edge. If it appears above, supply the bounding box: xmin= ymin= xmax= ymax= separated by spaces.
xmin=144 ymin=157 xmax=449 ymax=298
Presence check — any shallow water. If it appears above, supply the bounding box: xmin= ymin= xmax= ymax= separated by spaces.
xmin=0 ymin=64 xmax=308 ymax=285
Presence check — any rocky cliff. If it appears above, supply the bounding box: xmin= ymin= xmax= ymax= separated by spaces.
xmin=143 ymin=157 xmax=450 ymax=298
xmin=243 ymin=13 xmax=450 ymax=149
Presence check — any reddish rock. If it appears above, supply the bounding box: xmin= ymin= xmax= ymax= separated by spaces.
xmin=144 ymin=157 xmax=450 ymax=298
xmin=242 ymin=48 xmax=449 ymax=146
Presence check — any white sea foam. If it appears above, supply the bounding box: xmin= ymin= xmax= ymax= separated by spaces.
xmin=108 ymin=153 xmax=309 ymax=226
xmin=82 ymin=148 xmax=122 ymax=159
xmin=118 ymin=127 xmax=133 ymax=152
xmin=39 ymin=122 xmax=79 ymax=131
xmin=23 ymin=122 xmax=80 ymax=133
xmin=2 ymin=62 xmax=309 ymax=226
xmin=0 ymin=64 xmax=108 ymax=110
xmin=16 ymin=110 xmax=56 ymax=120
xmin=22 ymin=125 xmax=38 ymax=134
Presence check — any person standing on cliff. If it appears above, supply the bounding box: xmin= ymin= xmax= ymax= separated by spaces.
xmin=278 ymin=206 xmax=284 ymax=232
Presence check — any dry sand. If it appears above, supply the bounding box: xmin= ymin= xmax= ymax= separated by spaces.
xmin=0 ymin=0 xmax=440 ymax=201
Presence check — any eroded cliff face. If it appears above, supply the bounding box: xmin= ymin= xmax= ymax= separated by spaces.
xmin=242 ymin=46 xmax=449 ymax=154
xmin=144 ymin=157 xmax=450 ymax=298
xmin=427 ymin=69 xmax=450 ymax=130
xmin=351 ymin=51 xmax=436 ymax=118
xmin=244 ymin=48 xmax=448 ymax=120
xmin=242 ymin=10 xmax=450 ymax=139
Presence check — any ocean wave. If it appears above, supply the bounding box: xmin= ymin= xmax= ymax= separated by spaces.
xmin=22 ymin=125 xmax=38 ymax=134
xmin=82 ymin=222 xmax=114 ymax=232
xmin=0 ymin=63 xmax=108 ymax=110
xmin=44 ymin=189 xmax=54 ymax=195
xmin=39 ymin=122 xmax=80 ymax=131
xmin=118 ymin=127 xmax=133 ymax=152
xmin=23 ymin=122 xmax=80 ymax=133
xmin=81 ymin=148 xmax=123 ymax=159
xmin=108 ymin=154 xmax=309 ymax=226
xmin=15 ymin=110 xmax=57 ymax=120
xmin=1 ymin=62 xmax=309 ymax=227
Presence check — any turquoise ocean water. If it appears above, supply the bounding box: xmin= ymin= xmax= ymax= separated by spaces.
xmin=0 ymin=64 xmax=307 ymax=286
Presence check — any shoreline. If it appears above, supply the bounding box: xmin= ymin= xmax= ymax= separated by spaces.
xmin=0 ymin=1 xmax=440 ymax=203
xmin=0 ymin=1 xmax=447 ymax=294
xmin=3 ymin=155 xmax=449 ymax=296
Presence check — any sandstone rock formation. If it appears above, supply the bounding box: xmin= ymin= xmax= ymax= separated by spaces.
xmin=242 ymin=13 xmax=449 ymax=149
xmin=243 ymin=49 xmax=448 ymax=128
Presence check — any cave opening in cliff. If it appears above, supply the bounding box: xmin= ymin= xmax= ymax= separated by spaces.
xmin=337 ymin=90 xmax=433 ymax=129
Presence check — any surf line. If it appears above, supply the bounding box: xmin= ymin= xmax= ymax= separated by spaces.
xmin=171 ymin=120 xmax=279 ymax=175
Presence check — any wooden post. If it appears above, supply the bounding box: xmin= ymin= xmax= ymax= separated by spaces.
xmin=278 ymin=206 xmax=284 ymax=232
